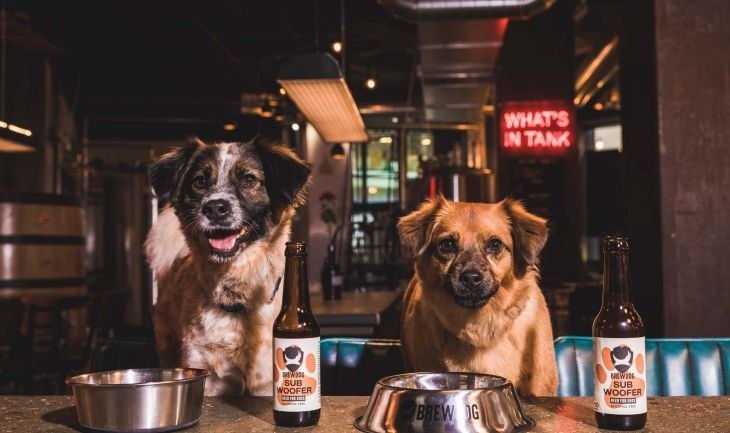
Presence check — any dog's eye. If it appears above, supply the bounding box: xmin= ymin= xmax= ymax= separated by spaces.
xmin=486 ymin=238 xmax=504 ymax=254
xmin=193 ymin=175 xmax=207 ymax=189
xmin=241 ymin=173 xmax=257 ymax=186
xmin=438 ymin=238 xmax=457 ymax=254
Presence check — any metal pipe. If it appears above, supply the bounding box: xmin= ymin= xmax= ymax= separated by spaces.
xmin=575 ymin=63 xmax=619 ymax=108
xmin=378 ymin=0 xmax=555 ymax=21
xmin=575 ymin=36 xmax=618 ymax=93
xmin=340 ymin=0 xmax=346 ymax=75
xmin=398 ymin=125 xmax=407 ymax=211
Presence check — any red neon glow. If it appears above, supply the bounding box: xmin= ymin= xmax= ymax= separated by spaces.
xmin=428 ymin=175 xmax=437 ymax=198
xmin=499 ymin=100 xmax=575 ymax=154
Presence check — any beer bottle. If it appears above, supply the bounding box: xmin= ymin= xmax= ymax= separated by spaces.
xmin=593 ymin=236 xmax=647 ymax=430
xmin=273 ymin=242 xmax=321 ymax=427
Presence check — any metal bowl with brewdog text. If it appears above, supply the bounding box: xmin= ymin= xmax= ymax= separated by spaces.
xmin=66 ymin=368 xmax=208 ymax=433
xmin=355 ymin=372 xmax=534 ymax=433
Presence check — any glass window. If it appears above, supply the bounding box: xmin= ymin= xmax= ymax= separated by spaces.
xmin=591 ymin=124 xmax=622 ymax=152
xmin=352 ymin=140 xmax=365 ymax=204
xmin=405 ymin=130 xmax=434 ymax=180
xmin=351 ymin=129 xmax=399 ymax=204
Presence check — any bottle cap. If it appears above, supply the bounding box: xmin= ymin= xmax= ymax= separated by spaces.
xmin=285 ymin=241 xmax=307 ymax=256
xmin=603 ymin=236 xmax=629 ymax=253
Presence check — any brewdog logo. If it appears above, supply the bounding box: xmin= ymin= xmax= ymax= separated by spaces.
xmin=274 ymin=344 xmax=317 ymax=406
xmin=610 ymin=345 xmax=634 ymax=373
xmin=595 ymin=341 xmax=646 ymax=409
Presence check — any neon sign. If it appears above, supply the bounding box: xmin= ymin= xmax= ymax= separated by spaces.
xmin=499 ymin=100 xmax=575 ymax=154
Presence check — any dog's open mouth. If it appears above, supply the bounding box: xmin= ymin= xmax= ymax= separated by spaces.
xmin=205 ymin=228 xmax=247 ymax=258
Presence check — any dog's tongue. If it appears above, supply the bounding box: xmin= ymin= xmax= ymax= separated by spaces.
xmin=208 ymin=235 xmax=237 ymax=251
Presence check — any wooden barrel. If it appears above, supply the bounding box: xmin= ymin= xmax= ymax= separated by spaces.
xmin=0 ymin=193 xmax=86 ymax=300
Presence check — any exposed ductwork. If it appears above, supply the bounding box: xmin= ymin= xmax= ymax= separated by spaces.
xmin=379 ymin=0 xmax=556 ymax=21
xmin=380 ymin=0 xmax=554 ymax=124
xmin=419 ymin=18 xmax=507 ymax=123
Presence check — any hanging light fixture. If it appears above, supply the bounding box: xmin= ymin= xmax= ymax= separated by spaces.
xmin=0 ymin=121 xmax=34 ymax=152
xmin=259 ymin=99 xmax=274 ymax=118
xmin=330 ymin=142 xmax=346 ymax=160
xmin=277 ymin=53 xmax=367 ymax=143
xmin=0 ymin=8 xmax=34 ymax=153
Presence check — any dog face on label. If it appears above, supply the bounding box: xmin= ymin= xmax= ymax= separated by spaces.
xmin=283 ymin=345 xmax=304 ymax=372
xmin=610 ymin=345 xmax=634 ymax=373
xmin=398 ymin=197 xmax=548 ymax=310
xmin=149 ymin=137 xmax=310 ymax=263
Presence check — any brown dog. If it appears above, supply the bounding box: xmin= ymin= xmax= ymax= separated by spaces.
xmin=398 ymin=196 xmax=557 ymax=396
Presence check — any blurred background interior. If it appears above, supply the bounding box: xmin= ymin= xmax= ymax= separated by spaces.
xmin=0 ymin=0 xmax=728 ymax=394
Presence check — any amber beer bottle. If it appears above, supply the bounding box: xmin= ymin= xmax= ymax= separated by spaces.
xmin=593 ymin=236 xmax=647 ymax=430
xmin=273 ymin=242 xmax=321 ymax=427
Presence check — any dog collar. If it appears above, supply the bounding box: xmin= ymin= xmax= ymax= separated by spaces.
xmin=218 ymin=303 xmax=245 ymax=313
xmin=269 ymin=276 xmax=282 ymax=303
xmin=219 ymin=277 xmax=282 ymax=313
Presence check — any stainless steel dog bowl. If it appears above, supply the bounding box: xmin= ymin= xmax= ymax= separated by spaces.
xmin=66 ymin=368 xmax=208 ymax=433
xmin=355 ymin=372 xmax=534 ymax=433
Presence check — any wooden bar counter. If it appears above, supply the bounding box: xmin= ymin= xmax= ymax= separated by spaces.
xmin=2 ymin=395 xmax=728 ymax=432
xmin=311 ymin=290 xmax=401 ymax=336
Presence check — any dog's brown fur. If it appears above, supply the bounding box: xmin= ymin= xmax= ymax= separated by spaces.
xmin=146 ymin=138 xmax=310 ymax=396
xmin=398 ymin=197 xmax=558 ymax=396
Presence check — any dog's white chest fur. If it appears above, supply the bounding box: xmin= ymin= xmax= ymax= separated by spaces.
xmin=148 ymin=206 xmax=287 ymax=397
xmin=184 ymin=305 xmax=277 ymax=396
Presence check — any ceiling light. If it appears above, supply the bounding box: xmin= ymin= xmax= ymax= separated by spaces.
xmin=330 ymin=143 xmax=346 ymax=160
xmin=0 ymin=137 xmax=34 ymax=153
xmin=595 ymin=139 xmax=605 ymax=150
xmin=365 ymin=78 xmax=376 ymax=90
xmin=0 ymin=120 xmax=35 ymax=153
xmin=3 ymin=122 xmax=32 ymax=137
xmin=332 ymin=41 xmax=342 ymax=54
xmin=391 ymin=117 xmax=399 ymax=124
xmin=279 ymin=87 xmax=287 ymax=95
xmin=594 ymin=102 xmax=604 ymax=110
xmin=278 ymin=53 xmax=367 ymax=143
xmin=259 ymin=100 xmax=274 ymax=118
xmin=379 ymin=136 xmax=393 ymax=144
xmin=222 ymin=123 xmax=237 ymax=131
xmin=421 ymin=137 xmax=432 ymax=146
xmin=367 ymin=186 xmax=378 ymax=195
xmin=291 ymin=123 xmax=300 ymax=131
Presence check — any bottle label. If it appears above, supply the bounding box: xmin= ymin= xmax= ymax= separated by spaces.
xmin=273 ymin=337 xmax=320 ymax=412
xmin=593 ymin=337 xmax=647 ymax=415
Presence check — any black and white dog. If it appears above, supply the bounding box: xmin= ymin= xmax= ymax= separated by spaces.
xmin=145 ymin=136 xmax=310 ymax=395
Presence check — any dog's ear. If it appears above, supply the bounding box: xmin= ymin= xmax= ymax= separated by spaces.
xmin=253 ymin=137 xmax=312 ymax=210
xmin=501 ymin=198 xmax=548 ymax=277
xmin=149 ymin=137 xmax=202 ymax=207
xmin=398 ymin=195 xmax=447 ymax=257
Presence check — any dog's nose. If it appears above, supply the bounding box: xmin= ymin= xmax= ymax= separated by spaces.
xmin=203 ymin=199 xmax=231 ymax=221
xmin=459 ymin=270 xmax=484 ymax=289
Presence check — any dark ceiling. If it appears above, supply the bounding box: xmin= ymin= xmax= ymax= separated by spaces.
xmin=8 ymin=0 xmax=618 ymax=141
xmin=13 ymin=0 xmax=417 ymax=139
